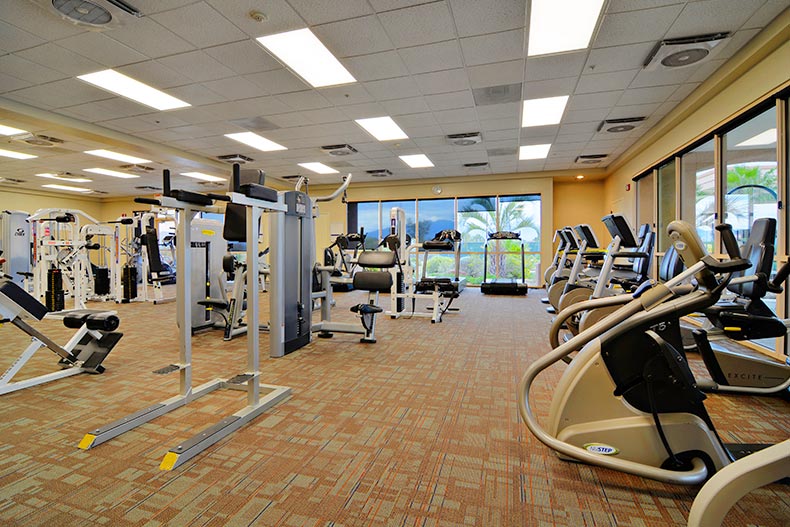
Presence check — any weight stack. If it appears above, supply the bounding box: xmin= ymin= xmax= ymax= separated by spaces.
xmin=122 ymin=266 xmax=137 ymax=301
xmin=396 ymin=271 xmax=405 ymax=313
xmin=46 ymin=269 xmax=65 ymax=311
xmin=94 ymin=267 xmax=110 ymax=295
xmin=47 ymin=268 xmax=63 ymax=291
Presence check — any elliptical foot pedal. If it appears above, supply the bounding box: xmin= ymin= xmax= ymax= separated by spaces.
xmin=153 ymin=364 xmax=181 ymax=374
xmin=227 ymin=373 xmax=253 ymax=384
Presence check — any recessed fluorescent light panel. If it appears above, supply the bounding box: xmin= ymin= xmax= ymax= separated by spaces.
xmin=84 ymin=149 xmax=151 ymax=164
xmin=84 ymin=168 xmax=139 ymax=179
xmin=36 ymin=173 xmax=92 ymax=183
xmin=522 ymin=95 xmax=569 ymax=127
xmin=519 ymin=144 xmax=552 ymax=160
xmin=225 ymin=132 xmax=287 ymax=152
xmin=736 ymin=128 xmax=777 ymax=147
xmin=0 ymin=148 xmax=37 ymax=160
xmin=399 ymin=154 xmax=434 ymax=168
xmin=43 ymin=184 xmax=91 ymax=193
xmin=181 ymin=172 xmax=226 ymax=182
xmin=298 ymin=163 xmax=338 ymax=175
xmin=0 ymin=124 xmax=28 ymax=136
xmin=528 ymin=0 xmax=605 ymax=56
xmin=256 ymin=28 xmax=356 ymax=88
xmin=77 ymin=69 xmax=190 ymax=111
xmin=355 ymin=117 xmax=408 ymax=141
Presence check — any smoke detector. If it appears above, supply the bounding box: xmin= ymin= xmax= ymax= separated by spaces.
xmin=321 ymin=144 xmax=358 ymax=156
xmin=597 ymin=117 xmax=646 ymax=134
xmin=575 ymin=154 xmax=608 ymax=165
xmin=644 ymin=33 xmax=730 ymax=70
xmin=463 ymin=162 xmax=489 ymax=169
xmin=447 ymin=132 xmax=482 ymax=146
xmin=36 ymin=0 xmax=142 ymax=30
xmin=12 ymin=133 xmax=64 ymax=147
xmin=119 ymin=163 xmax=155 ymax=173
xmin=218 ymin=154 xmax=254 ymax=164
xmin=366 ymin=169 xmax=392 ymax=178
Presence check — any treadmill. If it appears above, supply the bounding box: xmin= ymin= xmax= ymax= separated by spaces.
xmin=481 ymin=231 xmax=528 ymax=295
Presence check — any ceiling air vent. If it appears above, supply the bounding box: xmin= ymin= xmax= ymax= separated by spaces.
xmin=0 ymin=178 xmax=24 ymax=185
xmin=119 ymin=163 xmax=155 ymax=173
xmin=38 ymin=0 xmax=141 ymax=29
xmin=644 ymin=32 xmax=730 ymax=70
xmin=134 ymin=185 xmax=161 ymax=191
xmin=447 ymin=132 xmax=482 ymax=146
xmin=218 ymin=154 xmax=254 ymax=164
xmin=487 ymin=147 xmax=516 ymax=157
xmin=575 ymin=154 xmax=608 ymax=165
xmin=366 ymin=169 xmax=392 ymax=178
xmin=12 ymin=133 xmax=64 ymax=147
xmin=597 ymin=117 xmax=646 ymax=134
xmin=92 ymin=190 xmax=108 ymax=194
xmin=464 ymin=162 xmax=489 ymax=168
xmin=321 ymin=144 xmax=358 ymax=156
xmin=472 ymin=83 xmax=522 ymax=106
xmin=281 ymin=175 xmax=302 ymax=180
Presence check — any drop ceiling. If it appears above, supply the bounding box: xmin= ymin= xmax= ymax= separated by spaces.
xmin=0 ymin=0 xmax=787 ymax=197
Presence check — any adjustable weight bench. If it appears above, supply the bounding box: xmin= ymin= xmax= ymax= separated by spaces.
xmin=349 ymin=251 xmax=396 ymax=343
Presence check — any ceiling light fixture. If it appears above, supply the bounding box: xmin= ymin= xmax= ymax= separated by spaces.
xmin=399 ymin=154 xmax=434 ymax=168
xmin=225 ymin=132 xmax=287 ymax=152
xmin=519 ymin=144 xmax=551 ymax=160
xmin=355 ymin=117 xmax=408 ymax=141
xmin=0 ymin=148 xmax=37 ymax=160
xmin=736 ymin=128 xmax=777 ymax=147
xmin=42 ymin=183 xmax=92 ymax=193
xmin=181 ymin=172 xmax=227 ymax=182
xmin=298 ymin=162 xmax=339 ymax=174
xmin=576 ymin=175 xmax=585 ymax=180
xmin=77 ymin=69 xmax=191 ymax=111
xmin=36 ymin=173 xmax=92 ymax=183
xmin=84 ymin=168 xmax=140 ymax=179
xmin=256 ymin=28 xmax=356 ymax=88
xmin=522 ymin=95 xmax=569 ymax=127
xmin=0 ymin=124 xmax=29 ymax=136
xmin=84 ymin=149 xmax=151 ymax=164
xmin=528 ymin=0 xmax=605 ymax=56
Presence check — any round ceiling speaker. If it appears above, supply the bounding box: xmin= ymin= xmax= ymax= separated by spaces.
xmin=51 ymin=0 xmax=112 ymax=26
xmin=661 ymin=48 xmax=709 ymax=68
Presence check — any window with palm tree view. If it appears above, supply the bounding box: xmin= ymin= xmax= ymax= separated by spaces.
xmin=348 ymin=195 xmax=542 ymax=286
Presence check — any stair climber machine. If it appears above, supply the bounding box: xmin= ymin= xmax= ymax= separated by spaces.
xmin=78 ymin=167 xmax=290 ymax=471
xmin=0 ymin=251 xmax=122 ymax=396
xmin=546 ymin=224 xmax=605 ymax=312
xmin=519 ymin=221 xmax=788 ymax=486
xmin=480 ymin=231 xmax=528 ymax=295
xmin=542 ymin=229 xmax=567 ymax=293
xmin=542 ymin=227 xmax=578 ymax=310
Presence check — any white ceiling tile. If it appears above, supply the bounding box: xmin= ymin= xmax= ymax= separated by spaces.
xmin=276 ymin=91 xmax=332 ymax=111
xmin=667 ymin=82 xmax=701 ymax=102
xmin=289 ymin=0 xmax=373 ymax=24
xmin=577 ymin=69 xmax=639 ymax=94
xmin=99 ymin=116 xmax=161 ymax=133
xmin=550 ymin=142 xmax=587 ymax=153
xmin=0 ymin=20 xmax=45 ymax=53
xmin=56 ymin=32 xmax=148 ymax=68
xmin=202 ymin=77 xmax=262 ymax=101
xmin=299 ymin=107 xmax=348 ymax=124
xmin=568 ymin=90 xmax=624 ymax=111
xmin=607 ymin=103 xmax=662 ymax=119
xmin=485 ymin=129 xmax=518 ymax=141
xmin=479 ymin=117 xmax=518 ymax=132
xmin=467 ymin=60 xmax=524 ymax=89
xmin=687 ymin=59 xmax=727 ymax=83
xmin=559 ymin=122 xmax=598 ymax=135
xmin=313 ymin=16 xmax=394 ymax=58
xmin=617 ymin=85 xmax=677 ymax=106
xmin=475 ymin=102 xmax=519 ymax=120
xmin=398 ymin=41 xmax=464 ymax=74
xmin=0 ymin=55 xmax=65 ymax=85
xmin=260 ymin=112 xmax=313 ymax=128
xmin=460 ymin=29 xmax=525 ymax=67
xmin=0 ymin=73 xmax=31 ymax=93
xmin=564 ymin=108 xmax=610 ymax=124
xmin=338 ymin=102 xmax=389 ymax=119
xmin=151 ymin=2 xmax=247 ymax=48
xmin=378 ymin=3 xmax=457 ymax=47
xmin=593 ymin=5 xmax=685 ymax=48
xmin=118 ymin=61 xmax=195 ymax=89
xmin=167 ymin=107 xmax=219 ymax=125
xmin=666 ymin=0 xmax=765 ymax=38
xmin=525 ymin=52 xmax=586 ymax=82
xmin=743 ymin=0 xmax=790 ymax=28
xmin=424 ymin=91 xmax=475 ymax=111
xmin=343 ymin=51 xmax=409 ymax=82
xmin=520 ymin=126 xmax=558 ymax=140
xmin=235 ymin=96 xmax=293 ymax=116
xmin=381 ymin=97 xmax=431 ymax=115
xmin=586 ymin=139 xmax=628 ymax=150
xmin=57 ymin=98 xmax=148 ymax=122
xmin=0 ymin=1 xmax=87 ymax=40
xmin=158 ymin=51 xmax=237 ymax=82
xmin=442 ymin=120 xmax=482 ymax=135
xmin=319 ymin=84 xmax=375 ymax=106
xmin=204 ymin=41 xmax=282 ymax=75
xmin=16 ymin=43 xmax=102 ymax=76
xmin=628 ymin=63 xmax=698 ymax=88
xmin=107 ymin=17 xmax=195 ymax=59
xmin=449 ymin=0 xmax=526 ymax=37
xmin=396 ymin=112 xmax=439 ymax=128
xmin=205 ymin=0 xmax=304 ymax=37
xmin=522 ymin=77 xmax=578 ymax=99
xmin=414 ymin=69 xmax=470 ymax=95
xmin=244 ymin=69 xmax=309 ymax=95
xmin=716 ymin=29 xmax=762 ymax=61
xmin=167 ymin=83 xmax=227 ymax=106
xmin=401 ymin=124 xmax=445 ymax=138
xmin=434 ymin=107 xmax=478 ymax=124
xmin=364 ymin=77 xmax=422 ymax=100
xmin=131 ymin=0 xmax=200 ymax=14
xmin=585 ymin=42 xmax=658 ymax=74
xmin=607 ymin=1 xmax=685 ymax=13
xmin=5 ymin=79 xmax=110 ymax=109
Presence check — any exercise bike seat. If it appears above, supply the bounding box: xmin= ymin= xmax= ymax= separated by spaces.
xmin=350 ymin=304 xmax=383 ymax=315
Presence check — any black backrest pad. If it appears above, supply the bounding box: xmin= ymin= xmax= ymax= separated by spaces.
xmin=0 ymin=278 xmax=48 ymax=320
xmin=658 ymin=245 xmax=684 ymax=282
xmin=574 ymin=224 xmax=598 ymax=248
xmin=357 ymin=250 xmax=397 ymax=269
xmin=633 ymin=231 xmax=655 ymax=277
xmin=353 ymin=271 xmax=393 ymax=292
xmin=728 ymin=218 xmax=776 ymax=298
xmin=602 ymin=214 xmax=638 ymax=248
xmin=223 ymin=202 xmax=248 ymax=242
xmin=144 ymin=226 xmax=166 ymax=273
xmin=561 ymin=228 xmax=578 ymax=250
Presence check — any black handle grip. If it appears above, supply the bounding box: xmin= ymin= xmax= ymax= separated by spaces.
xmin=770 ymin=261 xmax=790 ymax=292
xmin=134 ymin=197 xmax=162 ymax=205
xmin=206 ymin=193 xmax=230 ymax=201
xmin=716 ymin=223 xmax=741 ymax=259
xmin=232 ymin=163 xmax=241 ymax=193
xmin=163 ymin=169 xmax=171 ymax=197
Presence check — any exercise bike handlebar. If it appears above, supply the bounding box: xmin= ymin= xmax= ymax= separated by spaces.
xmin=314 ymin=174 xmax=352 ymax=203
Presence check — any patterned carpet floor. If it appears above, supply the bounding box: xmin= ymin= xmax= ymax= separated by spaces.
xmin=0 ymin=287 xmax=787 ymax=526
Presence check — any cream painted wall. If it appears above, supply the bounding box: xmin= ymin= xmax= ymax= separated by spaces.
xmin=553 ymin=181 xmax=609 ymax=246
xmin=0 ymin=187 xmax=103 ymax=219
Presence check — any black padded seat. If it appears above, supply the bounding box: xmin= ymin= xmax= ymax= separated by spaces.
xmin=727 ymin=218 xmax=775 ymax=299
xmin=356 ymin=251 xmax=397 ymax=269
xmin=0 ymin=279 xmax=48 ymax=320
xmin=350 ymin=304 xmax=383 ymax=315
xmin=352 ymin=271 xmax=392 ymax=293
xmin=197 ymin=299 xmax=230 ymax=310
